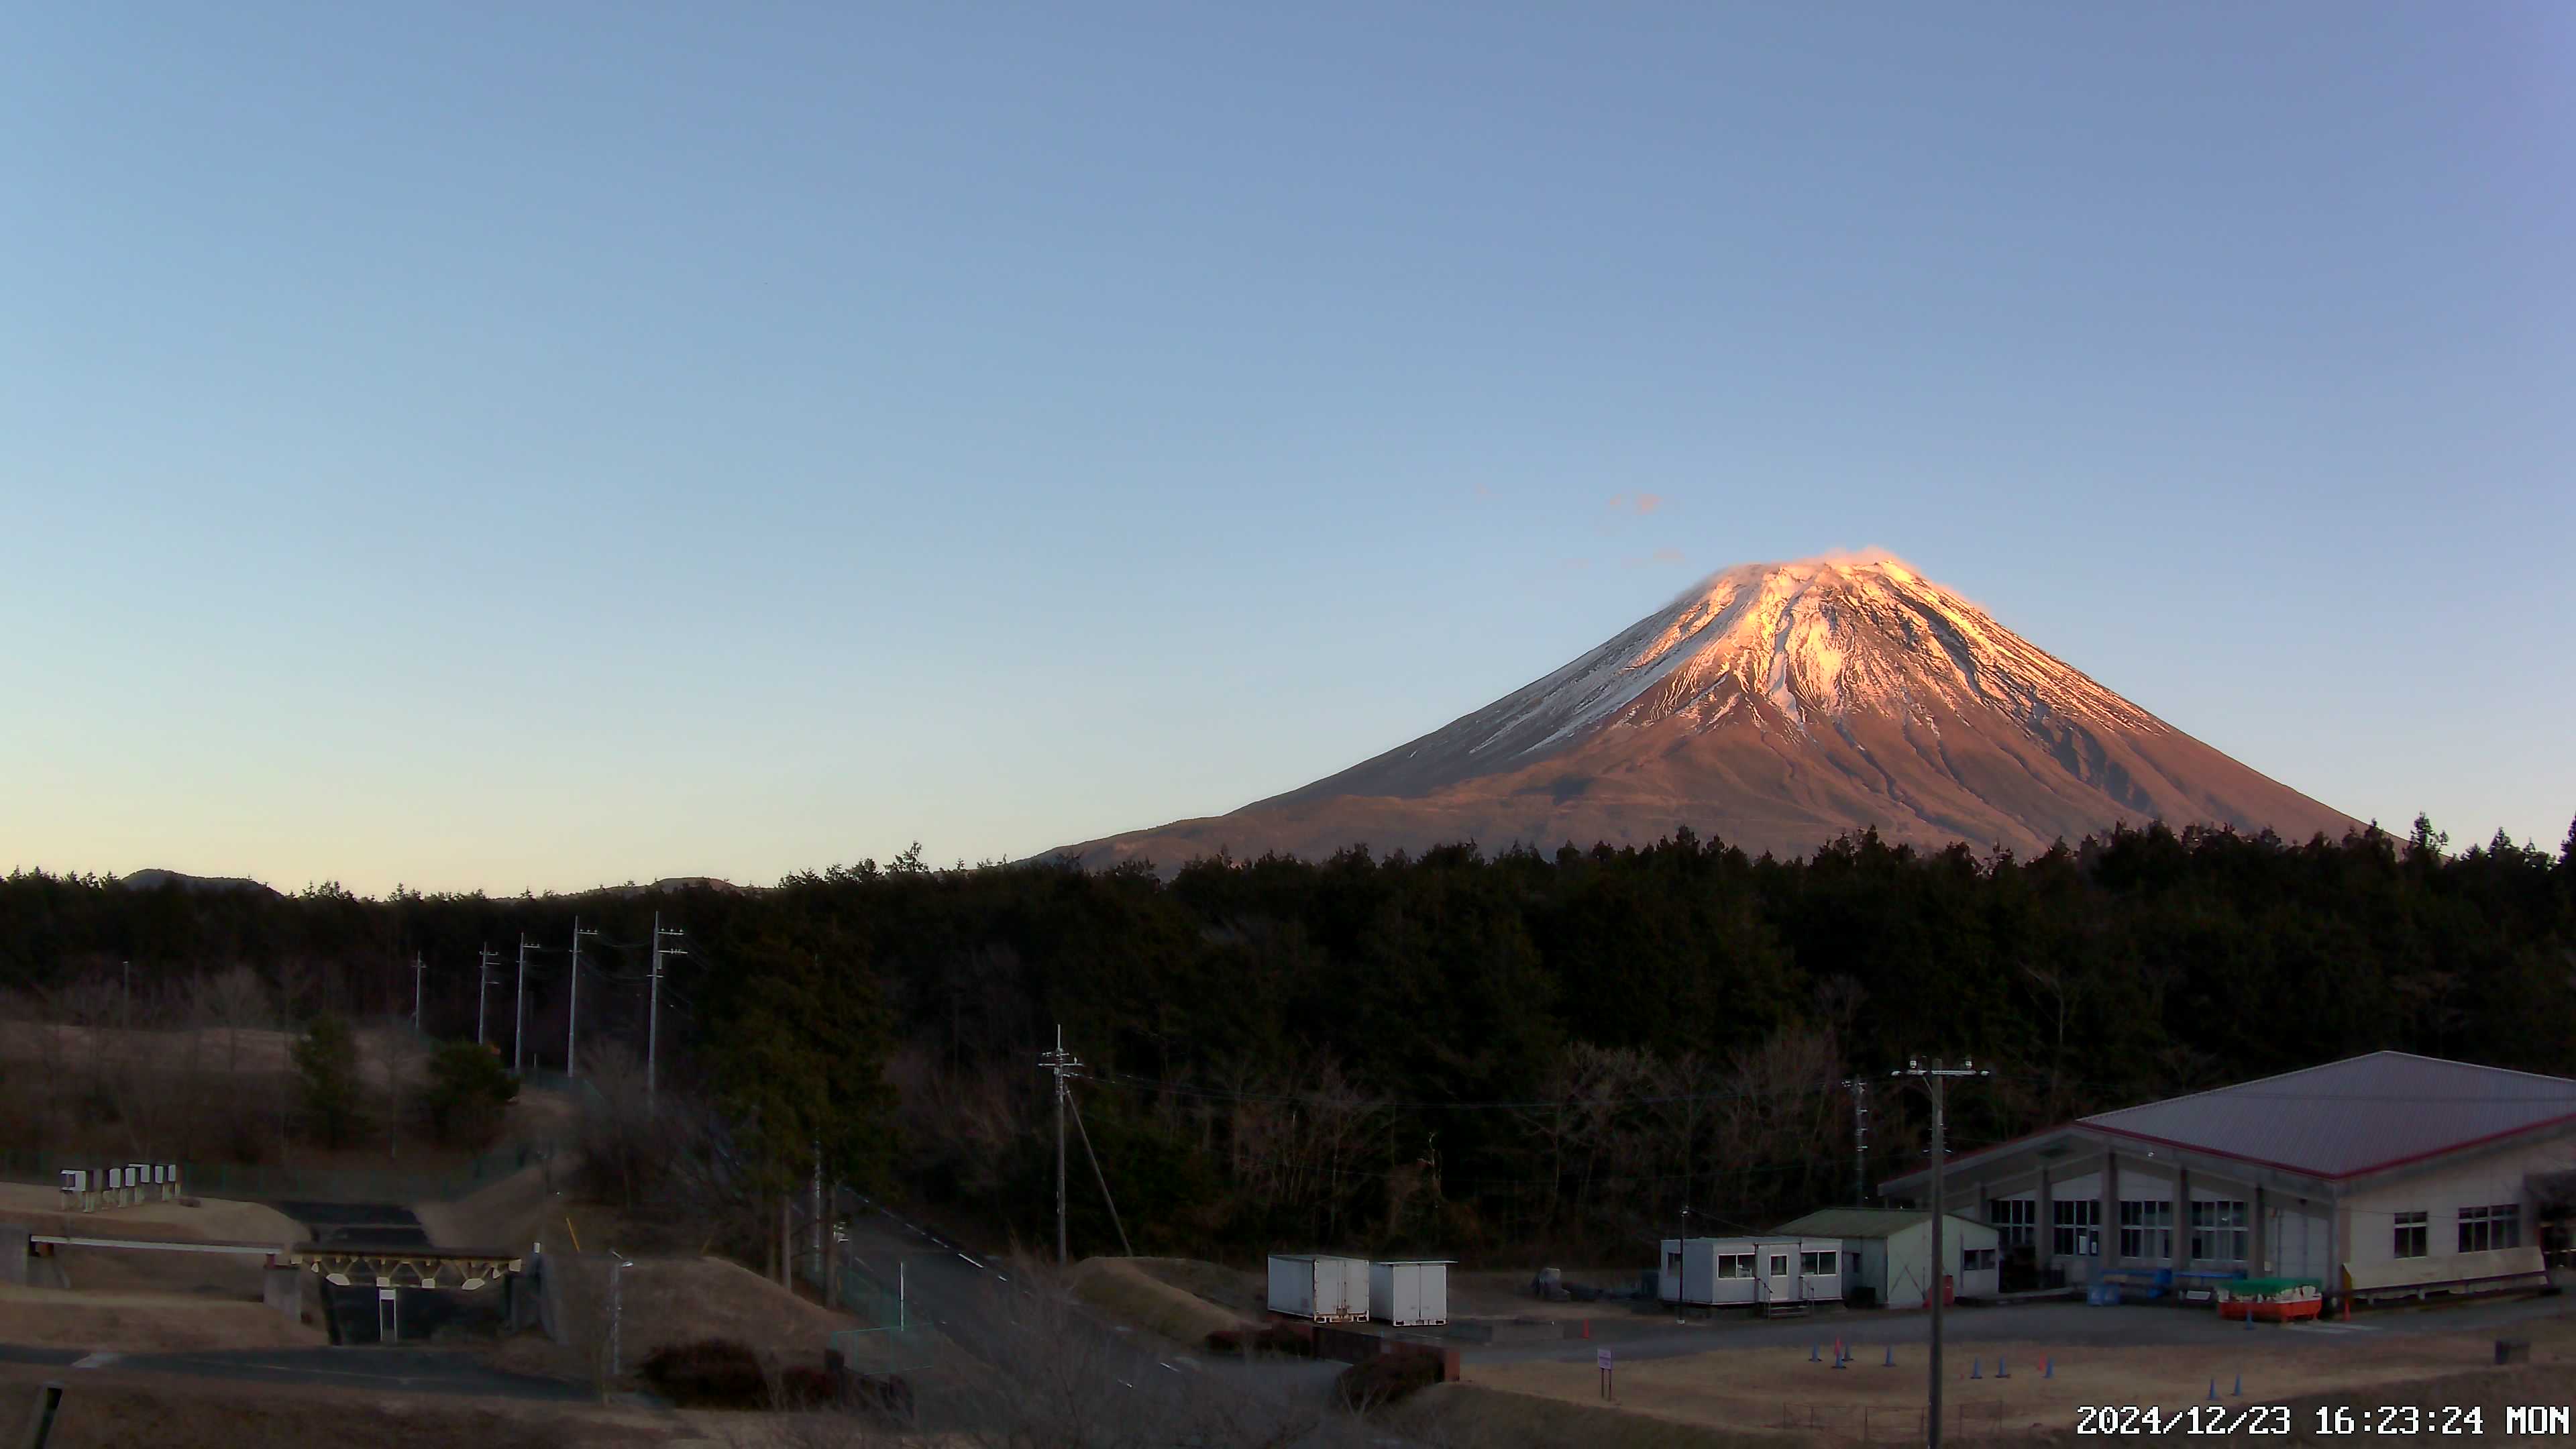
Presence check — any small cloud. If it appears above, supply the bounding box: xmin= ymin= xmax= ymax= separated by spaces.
xmin=1622 ymin=547 xmax=1686 ymax=570
xmin=1608 ymin=492 xmax=1666 ymax=515
xmin=1473 ymin=482 xmax=1496 ymax=500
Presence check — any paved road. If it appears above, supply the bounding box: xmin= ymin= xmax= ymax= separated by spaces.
xmin=0 ymin=1343 xmax=588 ymax=1401
xmin=832 ymin=1193 xmax=1346 ymax=1405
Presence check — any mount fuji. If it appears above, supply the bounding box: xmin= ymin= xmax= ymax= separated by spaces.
xmin=1053 ymin=552 xmax=2358 ymax=869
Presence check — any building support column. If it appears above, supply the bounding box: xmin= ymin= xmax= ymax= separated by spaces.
xmin=2175 ymin=1167 xmax=2193 ymax=1270
xmin=2249 ymin=1185 xmax=2267 ymax=1275
xmin=2036 ymin=1165 xmax=2055 ymax=1279
xmin=2101 ymin=1155 xmax=2121 ymax=1271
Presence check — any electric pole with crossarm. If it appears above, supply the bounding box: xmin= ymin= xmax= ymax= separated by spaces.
xmin=1039 ymin=1026 xmax=1083 ymax=1265
xmin=1893 ymin=1057 xmax=1987 ymax=1449
xmin=647 ymin=914 xmax=686 ymax=1112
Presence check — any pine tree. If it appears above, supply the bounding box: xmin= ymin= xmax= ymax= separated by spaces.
xmin=293 ymin=1012 xmax=364 ymax=1150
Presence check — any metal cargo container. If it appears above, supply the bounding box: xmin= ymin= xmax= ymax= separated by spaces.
xmin=1267 ymin=1254 xmax=1370 ymax=1322
xmin=1370 ymin=1260 xmax=1452 ymax=1327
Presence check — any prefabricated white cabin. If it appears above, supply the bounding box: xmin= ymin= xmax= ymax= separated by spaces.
xmin=1267 ymin=1254 xmax=1371 ymax=1322
xmin=1657 ymin=1236 xmax=1843 ymax=1309
xmin=1369 ymin=1260 xmax=1452 ymax=1327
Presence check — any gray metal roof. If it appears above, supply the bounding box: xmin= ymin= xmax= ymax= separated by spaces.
xmin=2078 ymin=1051 xmax=2576 ymax=1180
xmin=1773 ymin=1208 xmax=1989 ymax=1239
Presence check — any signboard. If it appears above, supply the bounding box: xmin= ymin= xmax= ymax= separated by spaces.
xmin=1597 ymin=1349 xmax=1612 ymax=1370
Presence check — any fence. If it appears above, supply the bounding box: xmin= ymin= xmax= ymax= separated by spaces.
xmin=828 ymin=1258 xmax=936 ymax=1373
xmin=0 ymin=1141 xmax=557 ymax=1205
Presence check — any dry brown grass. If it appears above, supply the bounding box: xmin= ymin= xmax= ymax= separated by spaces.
xmin=1470 ymin=1331 xmax=2524 ymax=1440
xmin=493 ymin=1253 xmax=856 ymax=1391
xmin=0 ymin=1366 xmax=633 ymax=1449
xmin=1385 ymin=1383 xmax=1800 ymax=1448
xmin=1067 ymin=1257 xmax=1246 ymax=1347
xmin=0 ymin=1286 xmax=322 ymax=1352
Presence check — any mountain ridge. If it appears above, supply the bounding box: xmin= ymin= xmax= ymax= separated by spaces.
xmin=1052 ymin=553 xmax=2359 ymax=869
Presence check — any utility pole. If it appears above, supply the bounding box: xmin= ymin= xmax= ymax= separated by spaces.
xmin=1038 ymin=1026 xmax=1083 ymax=1265
xmin=566 ymin=918 xmax=600 ymax=1079
xmin=647 ymin=914 xmax=686 ymax=1112
xmin=514 ymin=936 xmax=535 ymax=1073
xmin=474 ymin=947 xmax=494 ymax=1046
xmin=1892 ymin=1057 xmax=1988 ymax=1449
xmin=1841 ymin=1077 xmax=1872 ymax=1206
xmin=413 ymin=952 xmax=427 ymax=1034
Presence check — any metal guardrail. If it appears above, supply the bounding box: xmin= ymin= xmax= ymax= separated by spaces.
xmin=0 ymin=1142 xmax=558 ymax=1205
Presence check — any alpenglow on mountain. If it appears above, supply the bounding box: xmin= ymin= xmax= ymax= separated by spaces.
xmin=1055 ymin=553 xmax=2359 ymax=869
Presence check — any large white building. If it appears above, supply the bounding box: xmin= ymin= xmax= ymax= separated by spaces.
xmin=1878 ymin=1052 xmax=2566 ymax=1307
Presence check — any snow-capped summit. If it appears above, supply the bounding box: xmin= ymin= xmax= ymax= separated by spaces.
xmin=1053 ymin=554 xmax=2357 ymax=869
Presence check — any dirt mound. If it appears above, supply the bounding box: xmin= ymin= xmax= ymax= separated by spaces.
xmin=492 ymin=1253 xmax=855 ymax=1389
xmin=0 ymin=1287 xmax=324 ymax=1352
xmin=413 ymin=1162 xmax=563 ymax=1254
xmin=1069 ymin=1257 xmax=1247 ymax=1346
xmin=0 ymin=1186 xmax=302 ymax=1299
xmin=1132 ymin=1256 xmax=1263 ymax=1315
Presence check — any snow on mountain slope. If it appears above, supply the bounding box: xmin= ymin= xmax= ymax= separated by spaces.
xmin=1053 ymin=553 xmax=2359 ymax=869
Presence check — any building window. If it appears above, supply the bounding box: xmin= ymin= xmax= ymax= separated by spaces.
xmin=1769 ymin=1254 xmax=1789 ymax=1279
xmin=1801 ymin=1251 xmax=1835 ymax=1275
xmin=2120 ymin=1200 xmax=2174 ymax=1260
xmin=1988 ymin=1199 xmax=2036 ymax=1250
xmin=2190 ymin=1201 xmax=2249 ymax=1262
xmin=1717 ymin=1253 xmax=1755 ymax=1279
xmin=2393 ymin=1211 xmax=2428 ymax=1259
xmin=2459 ymin=1204 xmax=2521 ymax=1252
xmin=1666 ymin=1250 xmax=1682 ymax=1275
xmin=2052 ymin=1199 xmax=2101 ymax=1256
xmin=1961 ymin=1247 xmax=1997 ymax=1271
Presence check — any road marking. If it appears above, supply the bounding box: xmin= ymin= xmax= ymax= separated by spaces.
xmin=956 ymin=1250 xmax=983 ymax=1268
xmin=70 ymin=1352 xmax=122 ymax=1371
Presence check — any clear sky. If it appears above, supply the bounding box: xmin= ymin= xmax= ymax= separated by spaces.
xmin=7 ymin=3 xmax=2571 ymax=895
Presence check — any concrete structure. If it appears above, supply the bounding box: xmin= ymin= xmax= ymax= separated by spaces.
xmin=1267 ymin=1254 xmax=1370 ymax=1323
xmin=1657 ymin=1235 xmax=1843 ymax=1311
xmin=1369 ymin=1260 xmax=1451 ymax=1327
xmin=1773 ymin=1208 xmax=1998 ymax=1309
xmin=1880 ymin=1052 xmax=2567 ymax=1308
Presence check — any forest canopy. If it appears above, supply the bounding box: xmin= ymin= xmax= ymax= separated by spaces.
xmin=5 ymin=815 xmax=2571 ymax=1262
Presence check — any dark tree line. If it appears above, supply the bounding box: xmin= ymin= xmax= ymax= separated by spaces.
xmin=5 ymin=814 xmax=2571 ymax=1264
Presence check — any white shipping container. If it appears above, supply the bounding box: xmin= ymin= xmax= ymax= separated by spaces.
xmin=1267 ymin=1254 xmax=1371 ymax=1322
xmin=1369 ymin=1260 xmax=1451 ymax=1327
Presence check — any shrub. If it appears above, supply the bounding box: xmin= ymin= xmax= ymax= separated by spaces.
xmin=773 ymin=1363 xmax=833 ymax=1407
xmin=1336 ymin=1347 xmax=1444 ymax=1411
xmin=418 ymin=1040 xmax=518 ymax=1148
xmin=639 ymin=1338 xmax=767 ymax=1408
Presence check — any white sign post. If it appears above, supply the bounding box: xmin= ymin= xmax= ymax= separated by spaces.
xmin=1598 ymin=1347 xmax=1613 ymax=1401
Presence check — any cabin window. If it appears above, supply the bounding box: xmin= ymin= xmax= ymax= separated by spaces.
xmin=1716 ymin=1253 xmax=1755 ymax=1279
xmin=2119 ymin=1200 xmax=2174 ymax=1259
xmin=1961 ymin=1247 xmax=1997 ymax=1271
xmin=1768 ymin=1254 xmax=1789 ymax=1278
xmin=2392 ymin=1210 xmax=2427 ymax=1259
xmin=1800 ymin=1251 xmax=1835 ymax=1275
xmin=1666 ymin=1250 xmax=1682 ymax=1275
xmin=2459 ymin=1204 xmax=2520 ymax=1252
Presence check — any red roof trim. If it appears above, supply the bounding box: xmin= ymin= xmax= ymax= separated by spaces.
xmin=2332 ymin=1110 xmax=2576 ymax=1181
xmin=1926 ymin=1110 xmax=2576 ymax=1187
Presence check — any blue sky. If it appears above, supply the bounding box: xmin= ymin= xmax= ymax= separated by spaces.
xmin=7 ymin=3 xmax=2571 ymax=894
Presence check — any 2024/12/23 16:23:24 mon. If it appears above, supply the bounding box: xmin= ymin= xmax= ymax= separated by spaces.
xmin=2078 ymin=1405 xmax=2510 ymax=1435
